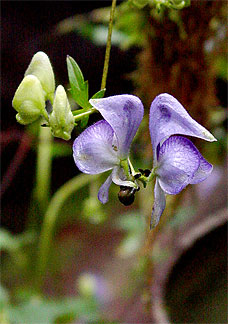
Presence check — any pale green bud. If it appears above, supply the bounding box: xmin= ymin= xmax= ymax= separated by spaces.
xmin=49 ymin=85 xmax=74 ymax=140
xmin=12 ymin=75 xmax=45 ymax=125
xmin=25 ymin=51 xmax=55 ymax=102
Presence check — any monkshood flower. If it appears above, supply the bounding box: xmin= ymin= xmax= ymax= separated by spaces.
xmin=149 ymin=93 xmax=217 ymax=228
xmin=73 ymin=95 xmax=144 ymax=204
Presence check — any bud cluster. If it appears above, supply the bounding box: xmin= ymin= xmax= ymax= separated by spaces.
xmin=12 ymin=52 xmax=74 ymax=140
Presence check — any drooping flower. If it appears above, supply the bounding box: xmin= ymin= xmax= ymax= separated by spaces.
xmin=149 ymin=93 xmax=217 ymax=228
xmin=73 ymin=95 xmax=144 ymax=203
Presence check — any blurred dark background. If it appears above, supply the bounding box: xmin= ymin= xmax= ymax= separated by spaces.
xmin=1 ymin=2 xmax=227 ymax=323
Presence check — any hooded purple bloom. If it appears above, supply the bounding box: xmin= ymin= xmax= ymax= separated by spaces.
xmin=73 ymin=95 xmax=144 ymax=203
xmin=149 ymin=93 xmax=216 ymax=228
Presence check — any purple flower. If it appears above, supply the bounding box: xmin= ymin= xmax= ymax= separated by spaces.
xmin=149 ymin=93 xmax=217 ymax=228
xmin=73 ymin=95 xmax=144 ymax=203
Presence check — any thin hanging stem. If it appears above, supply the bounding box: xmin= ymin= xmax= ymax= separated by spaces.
xmin=100 ymin=0 xmax=117 ymax=90
xmin=36 ymin=173 xmax=100 ymax=291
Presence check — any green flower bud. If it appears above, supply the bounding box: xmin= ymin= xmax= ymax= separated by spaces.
xmin=25 ymin=51 xmax=55 ymax=102
xmin=12 ymin=75 xmax=46 ymax=125
xmin=49 ymin=85 xmax=74 ymax=140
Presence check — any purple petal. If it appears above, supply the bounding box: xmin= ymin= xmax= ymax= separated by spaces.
xmin=157 ymin=136 xmax=200 ymax=194
xmin=73 ymin=120 xmax=119 ymax=174
xmin=149 ymin=93 xmax=217 ymax=162
xmin=89 ymin=95 xmax=144 ymax=159
xmin=190 ymin=154 xmax=213 ymax=184
xmin=98 ymin=174 xmax=113 ymax=204
xmin=150 ymin=180 xmax=166 ymax=229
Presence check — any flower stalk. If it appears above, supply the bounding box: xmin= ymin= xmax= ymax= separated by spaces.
xmin=35 ymin=126 xmax=52 ymax=214
xmin=100 ymin=0 xmax=117 ymax=90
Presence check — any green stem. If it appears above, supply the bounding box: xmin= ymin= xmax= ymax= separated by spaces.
xmin=100 ymin=0 xmax=117 ymax=90
xmin=73 ymin=108 xmax=96 ymax=121
xmin=35 ymin=126 xmax=52 ymax=214
xmin=36 ymin=173 xmax=100 ymax=291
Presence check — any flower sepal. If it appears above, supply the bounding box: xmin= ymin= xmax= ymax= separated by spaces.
xmin=12 ymin=75 xmax=46 ymax=125
xmin=25 ymin=51 xmax=55 ymax=102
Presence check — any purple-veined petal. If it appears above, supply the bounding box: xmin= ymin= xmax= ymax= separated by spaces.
xmin=98 ymin=174 xmax=113 ymax=204
xmin=149 ymin=93 xmax=217 ymax=162
xmin=150 ymin=179 xmax=166 ymax=229
xmin=190 ymin=154 xmax=213 ymax=184
xmin=112 ymin=166 xmax=138 ymax=188
xmin=73 ymin=120 xmax=119 ymax=174
xmin=89 ymin=95 xmax=144 ymax=159
xmin=157 ymin=136 xmax=200 ymax=194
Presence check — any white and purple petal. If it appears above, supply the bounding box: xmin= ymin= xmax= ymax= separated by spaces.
xmin=189 ymin=153 xmax=213 ymax=184
xmin=73 ymin=120 xmax=119 ymax=174
xmin=111 ymin=166 xmax=138 ymax=188
xmin=149 ymin=93 xmax=217 ymax=162
xmin=150 ymin=179 xmax=166 ymax=229
xmin=98 ymin=174 xmax=113 ymax=204
xmin=89 ymin=95 xmax=144 ymax=159
xmin=156 ymin=136 xmax=201 ymax=194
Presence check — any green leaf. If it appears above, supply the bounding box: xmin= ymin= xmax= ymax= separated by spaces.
xmin=91 ymin=88 xmax=106 ymax=99
xmin=66 ymin=56 xmax=90 ymax=109
xmin=66 ymin=56 xmax=84 ymax=90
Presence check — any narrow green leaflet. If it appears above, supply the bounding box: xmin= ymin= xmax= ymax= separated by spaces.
xmin=66 ymin=56 xmax=90 ymax=109
xmin=91 ymin=88 xmax=106 ymax=99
